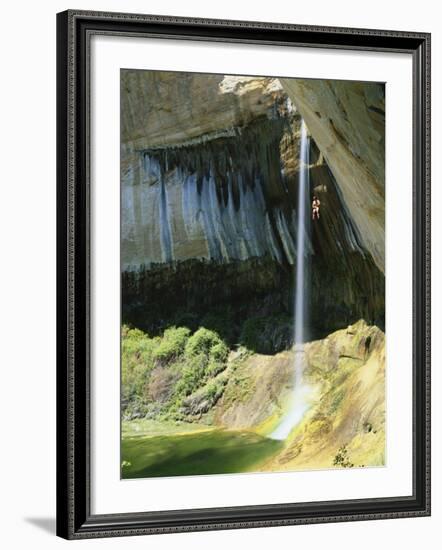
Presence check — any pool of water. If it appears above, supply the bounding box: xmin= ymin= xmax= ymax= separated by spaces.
xmin=121 ymin=429 xmax=283 ymax=479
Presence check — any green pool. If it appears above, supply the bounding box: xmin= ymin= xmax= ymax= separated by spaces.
xmin=121 ymin=429 xmax=283 ymax=479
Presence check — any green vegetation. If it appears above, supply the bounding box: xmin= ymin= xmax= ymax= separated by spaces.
xmin=121 ymin=324 xmax=231 ymax=422
xmin=209 ymin=341 xmax=229 ymax=363
xmin=185 ymin=327 xmax=225 ymax=356
xmin=333 ymin=445 xmax=355 ymax=468
xmin=121 ymin=327 xmax=159 ymax=412
xmin=152 ymin=326 xmax=191 ymax=364
xmin=174 ymin=353 xmax=208 ymax=398
xmin=221 ymin=368 xmax=254 ymax=408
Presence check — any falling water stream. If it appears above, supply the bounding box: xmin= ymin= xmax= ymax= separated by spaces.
xmin=270 ymin=120 xmax=313 ymax=441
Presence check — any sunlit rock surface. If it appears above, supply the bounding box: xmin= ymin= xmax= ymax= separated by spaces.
xmin=280 ymin=78 xmax=385 ymax=272
xmin=259 ymin=320 xmax=385 ymax=470
xmin=122 ymin=72 xmax=286 ymax=149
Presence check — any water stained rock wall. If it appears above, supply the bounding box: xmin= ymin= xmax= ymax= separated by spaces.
xmin=123 ymin=116 xmax=301 ymax=269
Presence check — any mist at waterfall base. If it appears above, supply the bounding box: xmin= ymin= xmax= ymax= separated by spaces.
xmin=270 ymin=120 xmax=313 ymax=441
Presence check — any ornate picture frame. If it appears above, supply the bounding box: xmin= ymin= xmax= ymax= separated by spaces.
xmin=56 ymin=10 xmax=430 ymax=539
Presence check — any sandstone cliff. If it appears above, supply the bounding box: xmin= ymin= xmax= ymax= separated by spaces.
xmin=262 ymin=320 xmax=385 ymax=470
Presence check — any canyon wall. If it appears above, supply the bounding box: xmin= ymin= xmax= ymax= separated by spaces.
xmin=121 ymin=71 xmax=385 ymax=338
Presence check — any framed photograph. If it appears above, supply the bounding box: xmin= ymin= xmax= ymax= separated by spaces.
xmin=56 ymin=10 xmax=431 ymax=539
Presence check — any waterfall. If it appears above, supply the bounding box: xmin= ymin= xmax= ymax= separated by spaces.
xmin=293 ymin=120 xmax=310 ymax=381
xmin=270 ymin=120 xmax=312 ymax=440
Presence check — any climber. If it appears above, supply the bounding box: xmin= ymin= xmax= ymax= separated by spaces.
xmin=312 ymin=195 xmax=321 ymax=220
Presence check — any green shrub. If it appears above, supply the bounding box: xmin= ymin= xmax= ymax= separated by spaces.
xmin=122 ymin=324 xmax=232 ymax=421
xmin=122 ymin=327 xmax=148 ymax=354
xmin=152 ymin=326 xmax=190 ymax=363
xmin=333 ymin=445 xmax=354 ymax=468
xmin=137 ymin=337 xmax=160 ymax=364
xmin=121 ymin=326 xmax=160 ymax=415
xmin=175 ymin=353 xmax=208 ymax=396
xmin=209 ymin=341 xmax=229 ymax=362
xmin=205 ymin=360 xmax=226 ymax=378
xmin=180 ymin=374 xmax=229 ymax=416
xmin=204 ymin=376 xmax=227 ymax=402
xmin=185 ymin=328 xmax=223 ymax=357
xmin=123 ymin=326 xmax=145 ymax=340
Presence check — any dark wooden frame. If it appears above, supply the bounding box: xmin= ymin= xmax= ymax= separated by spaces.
xmin=56 ymin=9 xmax=431 ymax=540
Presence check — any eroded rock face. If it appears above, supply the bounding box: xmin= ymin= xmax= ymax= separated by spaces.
xmin=122 ymin=117 xmax=299 ymax=268
xmin=280 ymin=79 xmax=385 ymax=272
xmin=260 ymin=320 xmax=385 ymax=470
xmin=214 ymin=351 xmax=293 ymax=429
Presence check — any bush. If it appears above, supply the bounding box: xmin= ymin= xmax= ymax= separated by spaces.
xmin=175 ymin=353 xmax=208 ymax=396
xmin=204 ymin=376 xmax=228 ymax=402
xmin=209 ymin=341 xmax=229 ymax=363
xmin=122 ymin=326 xmax=150 ymax=356
xmin=122 ymin=326 xmax=159 ymax=409
xmin=180 ymin=374 xmax=228 ymax=416
xmin=122 ymin=324 xmax=231 ymax=421
xmin=185 ymin=328 xmax=223 ymax=357
xmin=333 ymin=445 xmax=354 ymax=468
xmin=205 ymin=360 xmax=226 ymax=378
xmin=137 ymin=337 xmax=160 ymax=364
xmin=152 ymin=326 xmax=190 ymax=364
xmin=123 ymin=326 xmax=145 ymax=340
